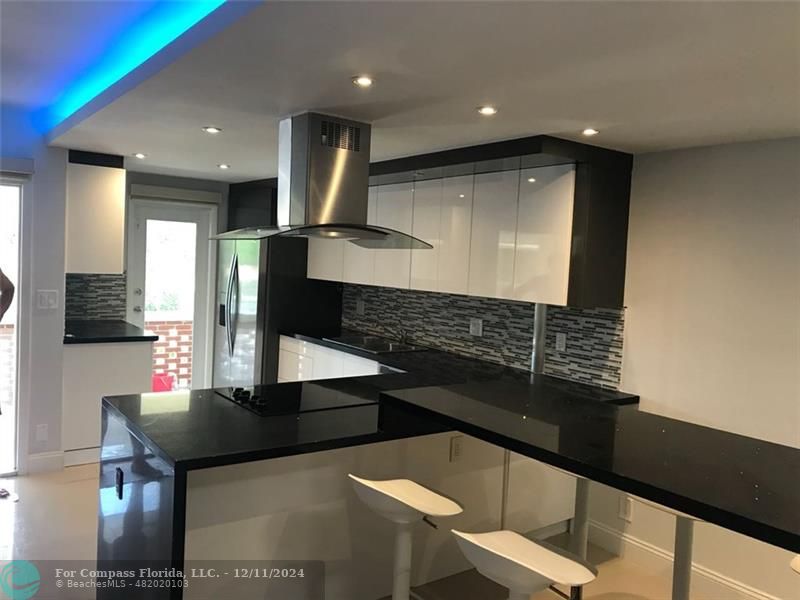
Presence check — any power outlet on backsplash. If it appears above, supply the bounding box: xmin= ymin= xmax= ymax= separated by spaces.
xmin=469 ymin=318 xmax=483 ymax=337
xmin=356 ymin=297 xmax=366 ymax=316
xmin=556 ymin=332 xmax=567 ymax=352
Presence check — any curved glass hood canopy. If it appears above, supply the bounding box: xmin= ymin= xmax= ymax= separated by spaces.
xmin=211 ymin=223 xmax=432 ymax=249
xmin=212 ymin=112 xmax=432 ymax=250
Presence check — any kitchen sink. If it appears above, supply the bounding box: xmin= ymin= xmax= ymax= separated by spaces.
xmin=322 ymin=335 xmax=426 ymax=354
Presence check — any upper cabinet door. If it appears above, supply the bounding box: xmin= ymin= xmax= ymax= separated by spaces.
xmin=342 ymin=186 xmax=377 ymax=285
xmin=306 ymin=237 xmax=344 ymax=281
xmin=65 ymin=163 xmax=126 ymax=273
xmin=513 ymin=164 xmax=576 ymax=305
xmin=373 ymin=182 xmax=413 ymax=289
xmin=410 ymin=178 xmax=443 ymax=292
xmin=437 ymin=175 xmax=474 ymax=295
xmin=468 ymin=170 xmax=520 ymax=299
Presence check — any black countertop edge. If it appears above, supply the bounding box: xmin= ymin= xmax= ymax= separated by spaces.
xmin=287 ymin=331 xmax=639 ymax=406
xmin=64 ymin=319 xmax=159 ymax=344
xmin=101 ymin=392 xmax=450 ymax=473
xmin=378 ymin=392 xmax=800 ymax=553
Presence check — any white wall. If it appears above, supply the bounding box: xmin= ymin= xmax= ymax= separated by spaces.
xmin=590 ymin=138 xmax=800 ymax=599
xmin=1 ymin=103 xmax=68 ymax=470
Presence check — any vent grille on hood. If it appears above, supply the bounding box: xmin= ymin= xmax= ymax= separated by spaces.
xmin=321 ymin=120 xmax=361 ymax=152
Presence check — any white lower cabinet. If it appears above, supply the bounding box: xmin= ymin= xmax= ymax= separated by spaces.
xmin=278 ymin=336 xmax=380 ymax=381
xmin=468 ymin=169 xmax=520 ymax=299
xmin=62 ymin=342 xmax=153 ymax=465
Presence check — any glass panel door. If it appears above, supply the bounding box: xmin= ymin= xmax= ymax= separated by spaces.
xmin=0 ymin=184 xmax=21 ymax=474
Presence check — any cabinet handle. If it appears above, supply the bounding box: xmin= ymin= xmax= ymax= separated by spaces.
xmin=115 ymin=467 xmax=124 ymax=500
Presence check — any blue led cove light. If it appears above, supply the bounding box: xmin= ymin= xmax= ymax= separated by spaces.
xmin=42 ymin=0 xmax=226 ymax=131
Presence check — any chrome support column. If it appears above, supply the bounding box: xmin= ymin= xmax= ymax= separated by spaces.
xmin=531 ymin=303 xmax=547 ymax=375
xmin=672 ymin=516 xmax=694 ymax=600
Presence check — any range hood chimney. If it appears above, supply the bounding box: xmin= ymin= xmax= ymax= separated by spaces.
xmin=212 ymin=112 xmax=431 ymax=249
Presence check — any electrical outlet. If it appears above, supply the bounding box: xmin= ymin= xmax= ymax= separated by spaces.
xmin=35 ymin=424 xmax=49 ymax=443
xmin=449 ymin=435 xmax=464 ymax=463
xmin=36 ymin=289 xmax=59 ymax=310
xmin=356 ymin=297 xmax=365 ymax=316
xmin=555 ymin=332 xmax=567 ymax=352
xmin=618 ymin=495 xmax=633 ymax=522
xmin=469 ymin=318 xmax=483 ymax=337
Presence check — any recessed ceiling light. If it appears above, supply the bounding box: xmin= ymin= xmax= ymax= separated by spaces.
xmin=133 ymin=152 xmax=147 ymax=159
xmin=352 ymin=75 xmax=373 ymax=88
xmin=202 ymin=126 xmax=222 ymax=134
xmin=477 ymin=105 xmax=498 ymax=116
xmin=582 ymin=128 xmax=599 ymax=136
xmin=459 ymin=194 xmax=465 ymax=198
xmin=527 ymin=177 xmax=536 ymax=183
xmin=218 ymin=164 xmax=230 ymax=170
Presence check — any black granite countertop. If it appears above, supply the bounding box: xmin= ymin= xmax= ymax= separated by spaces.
xmin=380 ymin=383 xmax=800 ymax=552
xmin=102 ymin=377 xmax=447 ymax=471
xmin=64 ymin=319 xmax=159 ymax=344
xmin=102 ymin=331 xmax=638 ymax=470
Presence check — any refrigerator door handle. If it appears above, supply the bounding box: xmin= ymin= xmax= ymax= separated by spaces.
xmin=229 ymin=253 xmax=240 ymax=355
xmin=225 ymin=253 xmax=237 ymax=356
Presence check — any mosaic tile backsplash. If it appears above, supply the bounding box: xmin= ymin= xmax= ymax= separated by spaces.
xmin=342 ymin=284 xmax=625 ymax=389
xmin=65 ymin=273 xmax=127 ymax=320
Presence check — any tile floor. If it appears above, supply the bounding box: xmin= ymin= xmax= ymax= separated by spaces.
xmin=1 ymin=466 xmax=679 ymax=599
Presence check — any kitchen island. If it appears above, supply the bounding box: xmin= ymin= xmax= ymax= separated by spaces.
xmin=96 ymin=338 xmax=636 ymax=599
xmin=94 ymin=335 xmax=799 ymax=600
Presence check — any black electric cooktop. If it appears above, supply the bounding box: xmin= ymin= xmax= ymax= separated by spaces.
xmin=215 ymin=382 xmax=379 ymax=417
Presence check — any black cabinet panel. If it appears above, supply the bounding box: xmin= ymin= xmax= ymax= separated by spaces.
xmin=228 ymin=178 xmax=277 ymax=229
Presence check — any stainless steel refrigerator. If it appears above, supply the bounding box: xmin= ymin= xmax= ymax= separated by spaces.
xmin=212 ymin=237 xmax=342 ymax=388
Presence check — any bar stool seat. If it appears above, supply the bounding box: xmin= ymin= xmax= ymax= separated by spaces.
xmin=452 ymin=529 xmax=596 ymax=600
xmin=791 ymin=555 xmax=800 ymax=574
xmin=349 ymin=474 xmax=462 ymax=600
xmin=349 ymin=474 xmax=462 ymax=522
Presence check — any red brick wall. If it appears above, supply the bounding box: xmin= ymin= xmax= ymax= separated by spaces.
xmin=146 ymin=320 xmax=193 ymax=390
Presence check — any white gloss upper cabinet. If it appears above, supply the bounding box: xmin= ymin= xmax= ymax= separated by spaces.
xmin=342 ymin=186 xmax=377 ymax=285
xmin=512 ymin=164 xmax=576 ymax=305
xmin=372 ymin=182 xmax=413 ymax=289
xmin=468 ymin=170 xmax=520 ymax=299
xmin=306 ymin=237 xmax=344 ymax=281
xmin=65 ymin=163 xmax=126 ymax=273
xmin=437 ymin=175 xmax=474 ymax=295
xmin=410 ymin=178 xmax=443 ymax=291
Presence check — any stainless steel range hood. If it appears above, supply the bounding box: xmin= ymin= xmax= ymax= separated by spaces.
xmin=212 ymin=112 xmax=431 ymax=249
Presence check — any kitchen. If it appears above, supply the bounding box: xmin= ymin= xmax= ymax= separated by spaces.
xmin=0 ymin=2 xmax=798 ymax=600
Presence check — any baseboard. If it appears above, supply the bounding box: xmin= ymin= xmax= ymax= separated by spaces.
xmin=588 ymin=520 xmax=783 ymax=600
xmin=63 ymin=447 xmax=99 ymax=467
xmin=23 ymin=451 xmax=64 ymax=474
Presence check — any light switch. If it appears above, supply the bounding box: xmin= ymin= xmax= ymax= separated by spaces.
xmin=36 ymin=289 xmax=59 ymax=310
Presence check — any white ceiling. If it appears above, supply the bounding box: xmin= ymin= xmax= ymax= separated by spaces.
xmin=50 ymin=1 xmax=800 ymax=182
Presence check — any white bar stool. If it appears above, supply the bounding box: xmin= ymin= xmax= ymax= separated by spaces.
xmin=349 ymin=474 xmax=463 ymax=600
xmin=636 ymin=497 xmax=701 ymax=600
xmin=452 ymin=529 xmax=596 ymax=600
